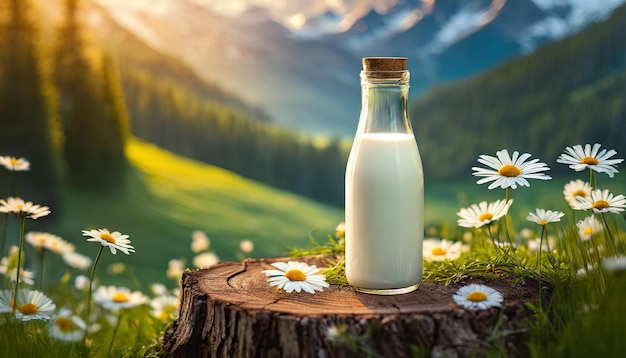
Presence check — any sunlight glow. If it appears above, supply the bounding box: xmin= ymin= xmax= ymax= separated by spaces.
xmin=286 ymin=13 xmax=307 ymax=30
xmin=191 ymin=0 xmax=432 ymax=33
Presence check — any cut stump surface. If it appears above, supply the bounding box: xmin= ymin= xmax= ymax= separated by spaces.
xmin=163 ymin=257 xmax=542 ymax=358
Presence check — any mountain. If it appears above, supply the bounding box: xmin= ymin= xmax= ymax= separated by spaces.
xmin=85 ymin=0 xmax=626 ymax=136
xmin=408 ymin=2 xmax=626 ymax=179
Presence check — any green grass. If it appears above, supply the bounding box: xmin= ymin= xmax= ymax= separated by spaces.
xmin=45 ymin=137 xmax=344 ymax=287
xmin=41 ymin=137 xmax=623 ymax=288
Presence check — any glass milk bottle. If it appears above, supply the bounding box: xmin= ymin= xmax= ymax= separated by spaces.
xmin=345 ymin=57 xmax=424 ymax=295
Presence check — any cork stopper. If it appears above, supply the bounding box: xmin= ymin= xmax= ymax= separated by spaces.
xmin=362 ymin=57 xmax=407 ymax=72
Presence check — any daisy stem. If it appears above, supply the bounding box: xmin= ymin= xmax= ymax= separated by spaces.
xmin=503 ymin=214 xmax=514 ymax=246
xmin=108 ymin=308 xmax=124 ymax=356
xmin=0 ymin=183 xmax=5 ymax=258
xmin=486 ymin=224 xmax=496 ymax=245
xmin=11 ymin=216 xmax=26 ymax=316
xmin=536 ymin=225 xmax=548 ymax=312
xmin=599 ymin=213 xmax=618 ymax=255
xmin=488 ymin=224 xmax=521 ymax=268
xmin=577 ymin=238 xmax=590 ymax=276
xmin=544 ymin=226 xmax=553 ymax=257
xmin=588 ymin=233 xmax=606 ymax=292
xmin=538 ymin=226 xmax=545 ymax=272
xmin=503 ymin=188 xmax=513 ymax=245
xmin=0 ymin=214 xmax=7 ymax=258
xmin=85 ymin=245 xmax=104 ymax=327
xmin=38 ymin=249 xmax=45 ymax=291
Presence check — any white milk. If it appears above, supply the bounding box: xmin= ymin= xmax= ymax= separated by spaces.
xmin=345 ymin=132 xmax=424 ymax=291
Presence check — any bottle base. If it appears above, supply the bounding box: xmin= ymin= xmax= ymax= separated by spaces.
xmin=353 ymin=283 xmax=419 ymax=295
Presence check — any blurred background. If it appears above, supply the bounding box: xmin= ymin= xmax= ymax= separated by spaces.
xmin=1 ymin=0 xmax=625 ymax=285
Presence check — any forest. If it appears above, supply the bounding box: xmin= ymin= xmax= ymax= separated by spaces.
xmin=1 ymin=0 xmax=625 ymax=211
xmin=409 ymin=3 xmax=626 ymax=178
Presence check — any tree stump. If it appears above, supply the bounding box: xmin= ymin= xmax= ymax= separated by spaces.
xmin=163 ymin=257 xmax=543 ymax=358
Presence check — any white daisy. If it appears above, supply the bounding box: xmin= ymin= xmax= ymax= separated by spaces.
xmin=526 ymin=237 xmax=556 ymax=252
xmin=335 ymin=222 xmax=345 ymax=239
xmin=150 ymin=283 xmax=168 ymax=296
xmin=82 ymin=228 xmax=135 ymax=255
xmin=0 ymin=248 xmax=35 ymax=285
xmin=0 ymin=265 xmax=35 ymax=285
xmin=262 ymin=261 xmax=329 ymax=294
xmin=563 ymin=179 xmax=592 ymax=210
xmin=62 ymin=251 xmax=92 ymax=270
xmin=472 ymin=149 xmax=551 ymax=189
xmin=576 ymin=189 xmax=626 ymax=214
xmin=8 ymin=289 xmax=56 ymax=321
xmin=47 ymin=308 xmax=87 ymax=342
xmin=107 ymin=262 xmax=126 ymax=275
xmin=93 ymin=285 xmax=148 ymax=311
xmin=457 ymin=199 xmax=514 ymax=228
xmin=519 ymin=228 xmax=533 ymax=240
xmin=0 ymin=197 xmax=50 ymax=219
xmin=0 ymin=289 xmax=12 ymax=313
xmin=423 ymin=239 xmax=468 ymax=261
xmin=527 ymin=209 xmax=564 ymax=226
xmin=191 ymin=230 xmax=210 ymax=253
xmin=453 ymin=284 xmax=503 ymax=310
xmin=556 ymin=143 xmax=623 ymax=178
xmin=603 ymin=256 xmax=626 ymax=272
xmin=577 ymin=264 xmax=594 ymax=278
xmin=166 ymin=259 xmax=185 ymax=280
xmin=74 ymin=275 xmax=91 ymax=291
xmin=325 ymin=324 xmax=348 ymax=343
xmin=26 ymin=232 xmax=74 ymax=255
xmin=0 ymin=156 xmax=30 ymax=171
xmin=150 ymin=294 xmax=179 ymax=321
xmin=193 ymin=252 xmax=219 ymax=268
xmin=577 ymin=215 xmax=602 ymax=241
xmin=239 ymin=239 xmax=254 ymax=254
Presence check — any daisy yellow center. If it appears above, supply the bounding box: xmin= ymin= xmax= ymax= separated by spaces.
xmin=498 ymin=164 xmax=521 ymax=177
xmin=56 ymin=317 xmax=73 ymax=332
xmin=466 ymin=291 xmax=488 ymax=302
xmin=431 ymin=247 xmax=446 ymax=256
xmin=17 ymin=205 xmax=23 ymax=210
xmin=591 ymin=200 xmax=610 ymax=210
xmin=478 ymin=213 xmax=493 ymax=222
xmin=18 ymin=302 xmax=39 ymax=315
xmin=112 ymin=292 xmax=129 ymax=303
xmin=284 ymin=268 xmax=306 ymax=282
xmin=537 ymin=219 xmax=549 ymax=225
xmin=99 ymin=233 xmax=116 ymax=244
xmin=573 ymin=190 xmax=587 ymax=198
xmin=10 ymin=159 xmax=19 ymax=165
xmin=580 ymin=156 xmax=599 ymax=165
xmin=584 ymin=226 xmax=593 ymax=235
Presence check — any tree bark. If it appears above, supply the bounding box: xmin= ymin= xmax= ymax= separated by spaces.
xmin=163 ymin=257 xmax=542 ymax=358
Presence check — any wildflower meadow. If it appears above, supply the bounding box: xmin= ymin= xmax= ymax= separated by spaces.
xmin=1 ymin=142 xmax=626 ymax=357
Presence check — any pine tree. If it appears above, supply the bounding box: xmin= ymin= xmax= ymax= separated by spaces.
xmin=53 ymin=0 xmax=128 ymax=189
xmin=0 ymin=0 xmax=62 ymax=206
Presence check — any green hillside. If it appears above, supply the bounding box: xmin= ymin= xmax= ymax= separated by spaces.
xmin=410 ymin=3 xmax=626 ymax=179
xmin=52 ymin=137 xmax=344 ymax=285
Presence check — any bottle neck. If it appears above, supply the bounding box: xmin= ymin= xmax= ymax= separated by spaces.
xmin=359 ymin=70 xmax=411 ymax=134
